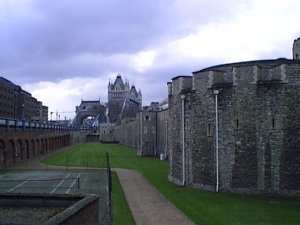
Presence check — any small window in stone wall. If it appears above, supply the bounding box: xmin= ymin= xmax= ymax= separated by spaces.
xmin=236 ymin=119 xmax=239 ymax=129
xmin=272 ymin=119 xmax=276 ymax=129
xmin=207 ymin=123 xmax=211 ymax=136
xmin=145 ymin=115 xmax=150 ymax=121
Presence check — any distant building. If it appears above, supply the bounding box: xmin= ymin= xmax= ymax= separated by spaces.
xmin=36 ymin=101 xmax=49 ymax=122
xmin=143 ymin=102 xmax=160 ymax=112
xmin=107 ymin=75 xmax=142 ymax=123
xmin=42 ymin=105 xmax=48 ymax=122
xmin=0 ymin=77 xmax=16 ymax=119
xmin=159 ymin=99 xmax=169 ymax=110
xmin=16 ymin=89 xmax=36 ymax=121
xmin=293 ymin=37 xmax=300 ymax=60
xmin=0 ymin=77 xmax=48 ymax=122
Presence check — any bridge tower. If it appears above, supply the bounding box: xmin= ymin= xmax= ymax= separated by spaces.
xmin=107 ymin=75 xmax=142 ymax=124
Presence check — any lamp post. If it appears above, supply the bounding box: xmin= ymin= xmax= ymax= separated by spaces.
xmin=181 ymin=94 xmax=186 ymax=186
xmin=21 ymin=104 xmax=25 ymax=121
xmin=213 ymin=90 xmax=220 ymax=193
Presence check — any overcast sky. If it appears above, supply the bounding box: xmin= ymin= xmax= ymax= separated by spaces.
xmin=1 ymin=0 xmax=300 ymax=119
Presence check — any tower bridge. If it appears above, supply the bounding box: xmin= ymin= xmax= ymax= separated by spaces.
xmin=71 ymin=100 xmax=106 ymax=128
xmin=107 ymin=75 xmax=142 ymax=124
xmin=71 ymin=75 xmax=142 ymax=129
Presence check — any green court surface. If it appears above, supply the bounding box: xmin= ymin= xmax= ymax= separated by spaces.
xmin=0 ymin=169 xmax=110 ymax=224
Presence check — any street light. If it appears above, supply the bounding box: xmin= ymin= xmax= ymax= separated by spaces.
xmin=213 ymin=90 xmax=219 ymax=192
xmin=22 ymin=104 xmax=25 ymax=121
xmin=181 ymin=94 xmax=186 ymax=186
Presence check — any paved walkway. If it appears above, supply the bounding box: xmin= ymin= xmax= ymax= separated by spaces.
xmin=5 ymin=153 xmax=195 ymax=225
xmin=113 ymin=168 xmax=195 ymax=225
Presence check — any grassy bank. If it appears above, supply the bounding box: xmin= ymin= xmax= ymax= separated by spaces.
xmin=44 ymin=143 xmax=300 ymax=225
xmin=111 ymin=172 xmax=135 ymax=225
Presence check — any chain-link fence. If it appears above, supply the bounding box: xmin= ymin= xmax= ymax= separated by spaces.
xmin=0 ymin=150 xmax=113 ymax=225
xmin=100 ymin=152 xmax=112 ymax=225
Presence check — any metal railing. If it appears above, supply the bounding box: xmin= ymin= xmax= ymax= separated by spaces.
xmin=0 ymin=117 xmax=94 ymax=131
xmin=101 ymin=152 xmax=112 ymax=225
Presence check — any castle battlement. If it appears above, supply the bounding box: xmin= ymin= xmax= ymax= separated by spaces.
xmin=170 ymin=76 xmax=192 ymax=95
xmin=176 ymin=60 xmax=300 ymax=93
xmin=293 ymin=37 xmax=300 ymax=60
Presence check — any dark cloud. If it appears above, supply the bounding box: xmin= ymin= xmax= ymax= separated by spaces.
xmin=2 ymin=0 xmax=298 ymax=110
xmin=0 ymin=0 xmax=244 ymax=83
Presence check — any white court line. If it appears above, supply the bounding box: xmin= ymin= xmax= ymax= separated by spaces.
xmin=51 ymin=173 xmax=71 ymax=194
xmin=66 ymin=173 xmax=81 ymax=194
xmin=8 ymin=180 xmax=29 ymax=193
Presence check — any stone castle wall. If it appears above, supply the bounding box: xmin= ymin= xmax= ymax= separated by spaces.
xmin=168 ymin=59 xmax=300 ymax=194
xmin=101 ymin=59 xmax=299 ymax=194
xmin=100 ymin=110 xmax=170 ymax=158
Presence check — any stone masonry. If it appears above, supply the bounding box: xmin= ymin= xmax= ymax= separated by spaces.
xmin=168 ymin=59 xmax=300 ymax=194
xmin=103 ymin=109 xmax=169 ymax=158
xmin=100 ymin=39 xmax=300 ymax=195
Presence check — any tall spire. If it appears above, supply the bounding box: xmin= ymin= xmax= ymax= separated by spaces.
xmin=108 ymin=78 xmax=111 ymax=90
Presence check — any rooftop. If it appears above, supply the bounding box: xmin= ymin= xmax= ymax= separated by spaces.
xmin=193 ymin=58 xmax=300 ymax=74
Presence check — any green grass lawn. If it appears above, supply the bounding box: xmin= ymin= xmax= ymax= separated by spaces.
xmin=44 ymin=143 xmax=300 ymax=225
xmin=111 ymin=172 xmax=135 ymax=225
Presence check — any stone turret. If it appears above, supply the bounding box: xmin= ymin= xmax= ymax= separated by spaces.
xmin=293 ymin=37 xmax=300 ymax=60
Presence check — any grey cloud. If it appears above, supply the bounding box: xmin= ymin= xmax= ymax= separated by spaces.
xmin=0 ymin=0 xmax=248 ymax=84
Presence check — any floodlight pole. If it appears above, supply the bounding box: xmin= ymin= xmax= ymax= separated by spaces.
xmin=181 ymin=94 xmax=186 ymax=186
xmin=214 ymin=90 xmax=219 ymax=193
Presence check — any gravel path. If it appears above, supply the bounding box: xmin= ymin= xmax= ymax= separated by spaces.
xmin=6 ymin=152 xmax=196 ymax=225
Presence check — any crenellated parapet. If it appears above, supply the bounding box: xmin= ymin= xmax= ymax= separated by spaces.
xmin=188 ymin=59 xmax=299 ymax=90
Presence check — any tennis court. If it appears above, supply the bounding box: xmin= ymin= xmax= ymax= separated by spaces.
xmin=0 ymin=169 xmax=111 ymax=224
